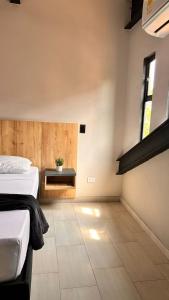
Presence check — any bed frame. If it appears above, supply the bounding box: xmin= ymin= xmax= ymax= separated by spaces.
xmin=0 ymin=246 xmax=33 ymax=300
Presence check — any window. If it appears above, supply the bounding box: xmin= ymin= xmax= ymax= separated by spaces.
xmin=141 ymin=53 xmax=156 ymax=140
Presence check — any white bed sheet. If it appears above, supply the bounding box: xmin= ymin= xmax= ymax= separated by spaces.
xmin=0 ymin=166 xmax=39 ymax=281
xmin=0 ymin=166 xmax=39 ymax=198
xmin=0 ymin=210 xmax=30 ymax=282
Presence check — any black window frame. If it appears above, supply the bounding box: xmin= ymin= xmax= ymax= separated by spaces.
xmin=140 ymin=53 xmax=156 ymax=140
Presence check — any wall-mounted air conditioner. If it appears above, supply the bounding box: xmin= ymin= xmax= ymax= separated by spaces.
xmin=142 ymin=0 xmax=169 ymax=38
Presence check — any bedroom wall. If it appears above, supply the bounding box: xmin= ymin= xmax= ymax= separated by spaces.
xmin=122 ymin=22 xmax=169 ymax=248
xmin=0 ymin=0 xmax=129 ymax=198
xmin=123 ymin=23 xmax=169 ymax=153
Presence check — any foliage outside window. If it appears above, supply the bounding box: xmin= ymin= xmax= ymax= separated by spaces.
xmin=141 ymin=54 xmax=156 ymax=140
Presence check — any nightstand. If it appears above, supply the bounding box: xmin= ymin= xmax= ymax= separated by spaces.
xmin=44 ymin=168 xmax=76 ymax=191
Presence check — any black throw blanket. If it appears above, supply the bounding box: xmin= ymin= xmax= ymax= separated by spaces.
xmin=0 ymin=194 xmax=49 ymax=250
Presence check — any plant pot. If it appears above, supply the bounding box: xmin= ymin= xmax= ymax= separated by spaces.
xmin=56 ymin=165 xmax=63 ymax=172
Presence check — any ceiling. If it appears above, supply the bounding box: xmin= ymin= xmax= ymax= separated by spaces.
xmin=9 ymin=0 xmax=144 ymax=28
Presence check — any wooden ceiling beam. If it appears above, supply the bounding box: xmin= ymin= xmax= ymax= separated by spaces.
xmin=125 ymin=0 xmax=143 ymax=29
xmin=9 ymin=0 xmax=21 ymax=4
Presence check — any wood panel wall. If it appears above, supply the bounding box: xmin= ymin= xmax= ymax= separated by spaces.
xmin=0 ymin=120 xmax=78 ymax=200
xmin=41 ymin=122 xmax=78 ymax=200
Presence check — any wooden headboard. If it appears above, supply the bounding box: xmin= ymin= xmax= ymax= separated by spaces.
xmin=0 ymin=120 xmax=78 ymax=199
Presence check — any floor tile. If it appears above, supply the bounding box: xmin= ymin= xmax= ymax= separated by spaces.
xmin=54 ymin=220 xmax=83 ymax=246
xmin=79 ymin=218 xmax=110 ymax=242
xmin=43 ymin=210 xmax=55 ymax=237
xmin=157 ymin=264 xmax=169 ymax=280
xmin=99 ymin=203 xmax=113 ymax=218
xmin=57 ymin=245 xmax=96 ymax=288
xmin=37 ymin=202 xmax=168 ymax=300
xmin=31 ymin=273 xmax=60 ymax=300
xmin=61 ymin=286 xmax=101 ymax=300
xmin=116 ymin=242 xmax=164 ymax=282
xmin=109 ymin=202 xmax=127 ymax=217
xmin=117 ymin=212 xmax=143 ymax=233
xmin=106 ymin=219 xmax=136 ymax=243
xmin=135 ymin=280 xmax=169 ymax=300
xmin=33 ymin=237 xmax=58 ymax=273
xmin=94 ymin=267 xmax=141 ymax=300
xmin=135 ymin=232 xmax=169 ymax=264
xmin=85 ymin=240 xmax=122 ymax=269
xmin=75 ymin=203 xmax=111 ymax=221
xmin=53 ymin=204 xmax=76 ymax=220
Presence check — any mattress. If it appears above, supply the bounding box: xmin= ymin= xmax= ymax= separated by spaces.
xmin=0 ymin=210 xmax=30 ymax=282
xmin=0 ymin=167 xmax=39 ymax=282
xmin=0 ymin=166 xmax=39 ymax=198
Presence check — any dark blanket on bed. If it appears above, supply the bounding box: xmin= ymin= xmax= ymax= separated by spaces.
xmin=0 ymin=194 xmax=49 ymax=250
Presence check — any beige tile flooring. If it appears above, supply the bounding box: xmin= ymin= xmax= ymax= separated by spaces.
xmin=31 ymin=202 xmax=169 ymax=300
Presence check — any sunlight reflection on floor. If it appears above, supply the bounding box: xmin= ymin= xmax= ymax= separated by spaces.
xmin=81 ymin=207 xmax=101 ymax=218
xmin=89 ymin=229 xmax=101 ymax=240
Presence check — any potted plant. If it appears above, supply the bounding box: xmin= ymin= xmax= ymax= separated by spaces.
xmin=55 ymin=158 xmax=64 ymax=172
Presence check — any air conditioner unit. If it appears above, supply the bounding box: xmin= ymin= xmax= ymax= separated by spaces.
xmin=142 ymin=0 xmax=169 ymax=38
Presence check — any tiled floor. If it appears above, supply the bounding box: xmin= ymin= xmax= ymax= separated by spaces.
xmin=31 ymin=202 xmax=169 ymax=300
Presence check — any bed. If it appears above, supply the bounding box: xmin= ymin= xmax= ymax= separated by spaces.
xmin=0 ymin=166 xmax=39 ymax=198
xmin=0 ymin=166 xmax=41 ymax=300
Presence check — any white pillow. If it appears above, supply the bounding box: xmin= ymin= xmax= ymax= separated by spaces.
xmin=0 ymin=156 xmax=32 ymax=164
xmin=0 ymin=156 xmax=32 ymax=174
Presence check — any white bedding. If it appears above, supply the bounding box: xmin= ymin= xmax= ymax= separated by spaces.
xmin=0 ymin=166 xmax=39 ymax=198
xmin=0 ymin=210 xmax=30 ymax=282
xmin=0 ymin=166 xmax=39 ymax=282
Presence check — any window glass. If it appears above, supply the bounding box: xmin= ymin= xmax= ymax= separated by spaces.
xmin=148 ymin=60 xmax=156 ymax=96
xmin=142 ymin=101 xmax=152 ymax=139
xmin=141 ymin=54 xmax=156 ymax=140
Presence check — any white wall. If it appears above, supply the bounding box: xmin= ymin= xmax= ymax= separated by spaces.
xmin=122 ymin=22 xmax=169 ymax=248
xmin=0 ymin=0 xmax=129 ymax=197
xmin=123 ymin=22 xmax=169 ymax=153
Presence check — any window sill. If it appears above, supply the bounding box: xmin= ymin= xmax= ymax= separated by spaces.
xmin=117 ymin=118 xmax=169 ymax=175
